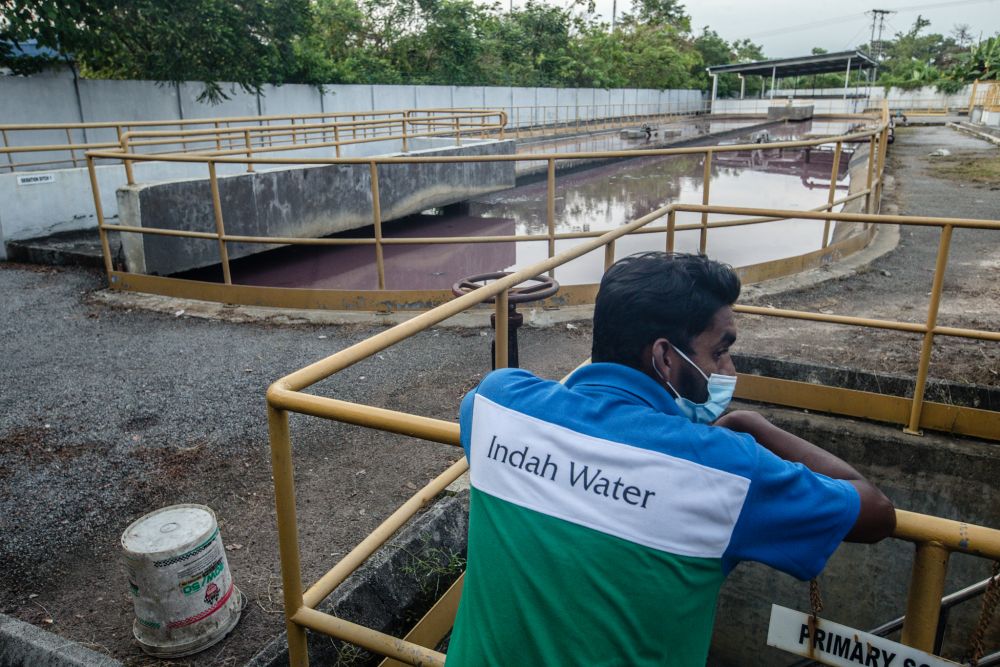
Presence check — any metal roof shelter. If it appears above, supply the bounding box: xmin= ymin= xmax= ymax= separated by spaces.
xmin=706 ymin=50 xmax=878 ymax=102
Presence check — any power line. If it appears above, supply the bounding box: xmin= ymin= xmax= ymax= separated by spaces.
xmin=739 ymin=0 xmax=998 ymax=42
xmin=742 ymin=14 xmax=868 ymax=40
xmin=886 ymin=0 xmax=998 ymax=12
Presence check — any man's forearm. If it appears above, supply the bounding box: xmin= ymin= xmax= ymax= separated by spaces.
xmin=715 ymin=410 xmax=863 ymax=480
xmin=716 ymin=410 xmax=897 ymax=543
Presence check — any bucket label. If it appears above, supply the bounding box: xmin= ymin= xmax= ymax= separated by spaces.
xmin=167 ymin=581 xmax=235 ymax=629
xmin=180 ymin=558 xmax=224 ymax=596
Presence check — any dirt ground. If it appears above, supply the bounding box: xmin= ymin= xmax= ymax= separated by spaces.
xmin=1 ymin=124 xmax=998 ymax=666
xmin=737 ymin=125 xmax=1000 ymax=388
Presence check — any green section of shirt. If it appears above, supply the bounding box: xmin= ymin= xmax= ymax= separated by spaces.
xmin=447 ymin=489 xmax=726 ymax=666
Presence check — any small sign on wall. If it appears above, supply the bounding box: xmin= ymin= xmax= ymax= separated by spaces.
xmin=17 ymin=173 xmax=56 ymax=186
xmin=766 ymin=605 xmax=960 ymax=667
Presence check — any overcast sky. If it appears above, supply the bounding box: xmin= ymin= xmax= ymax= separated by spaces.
xmin=511 ymin=0 xmax=1000 ymax=58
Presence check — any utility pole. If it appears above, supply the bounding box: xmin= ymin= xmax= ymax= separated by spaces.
xmin=866 ymin=9 xmax=893 ymax=83
xmin=612 ymin=0 xmax=617 ymax=32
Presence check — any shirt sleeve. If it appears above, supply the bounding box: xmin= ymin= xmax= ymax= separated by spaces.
xmin=721 ymin=444 xmax=861 ymax=580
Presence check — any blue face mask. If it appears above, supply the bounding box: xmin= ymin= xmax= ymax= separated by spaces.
xmin=652 ymin=345 xmax=737 ymax=424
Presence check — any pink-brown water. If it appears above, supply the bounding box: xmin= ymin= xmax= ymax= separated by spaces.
xmin=183 ymin=120 xmax=862 ymax=290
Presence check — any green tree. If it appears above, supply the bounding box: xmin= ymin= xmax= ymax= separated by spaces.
xmin=0 ymin=0 xmax=315 ymax=101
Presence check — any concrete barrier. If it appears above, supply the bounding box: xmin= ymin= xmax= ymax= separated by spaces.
xmin=0 ymin=614 xmax=123 ymax=667
xmin=118 ymin=139 xmax=517 ymax=275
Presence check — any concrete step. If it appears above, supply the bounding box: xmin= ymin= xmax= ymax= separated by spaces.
xmin=4 ymin=230 xmax=121 ymax=270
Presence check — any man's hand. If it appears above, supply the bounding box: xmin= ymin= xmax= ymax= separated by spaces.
xmin=715 ymin=410 xmax=896 ymax=544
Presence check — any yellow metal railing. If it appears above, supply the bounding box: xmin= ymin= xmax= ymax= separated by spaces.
xmin=0 ymin=102 xmax=709 ymax=173
xmin=113 ymin=110 xmax=507 ymax=184
xmin=80 ymin=103 xmax=1000 ymax=438
xmin=0 ymin=109 xmax=421 ymax=172
xmin=84 ymin=116 xmax=883 ymax=294
xmin=419 ymin=102 xmax=711 ymax=140
xmin=968 ymin=80 xmax=1000 ymax=114
xmin=263 ymin=199 xmax=1000 ymax=665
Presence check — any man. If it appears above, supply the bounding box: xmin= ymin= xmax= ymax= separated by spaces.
xmin=448 ymin=252 xmax=895 ymax=666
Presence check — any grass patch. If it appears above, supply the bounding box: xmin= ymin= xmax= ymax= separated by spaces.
xmin=928 ymin=154 xmax=1000 ymax=184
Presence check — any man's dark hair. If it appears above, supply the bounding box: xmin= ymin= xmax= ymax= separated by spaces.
xmin=591 ymin=252 xmax=741 ymax=369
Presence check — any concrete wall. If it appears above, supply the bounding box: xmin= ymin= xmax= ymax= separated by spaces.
xmin=981 ymin=109 xmax=1000 ymax=127
xmin=709 ymin=402 xmax=1000 ymax=666
xmin=760 ymin=85 xmax=973 ymax=110
xmin=117 ymin=139 xmax=516 ymax=275
xmin=1 ymin=75 xmax=702 ymax=258
xmin=712 ymin=98 xmax=868 ymax=115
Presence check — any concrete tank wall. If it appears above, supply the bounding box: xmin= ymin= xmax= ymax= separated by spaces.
xmin=712 ymin=98 xmax=869 ymax=115
xmin=117 ymin=139 xmax=516 ymax=275
xmin=709 ymin=403 xmax=1000 ymax=666
xmin=0 ymin=75 xmax=703 ymax=258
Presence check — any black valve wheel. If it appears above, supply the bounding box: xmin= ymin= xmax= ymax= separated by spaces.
xmin=452 ymin=272 xmax=560 ymax=370
xmin=451 ymin=271 xmax=560 ymax=304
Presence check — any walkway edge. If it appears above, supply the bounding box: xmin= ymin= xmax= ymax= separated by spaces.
xmin=0 ymin=614 xmax=123 ymax=667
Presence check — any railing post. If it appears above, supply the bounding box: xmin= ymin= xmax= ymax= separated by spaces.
xmin=2 ymin=129 xmax=15 ymax=172
xmin=290 ymin=117 xmax=297 ymax=145
xmin=823 ymin=141 xmax=843 ymax=248
xmin=700 ymin=150 xmax=712 ymax=253
xmin=208 ymin=161 xmax=233 ymax=285
xmin=244 ymin=130 xmax=254 ymax=173
xmin=547 ymin=158 xmax=556 ymax=278
xmin=370 ymin=162 xmax=386 ymax=290
xmin=875 ymin=124 xmax=889 ymax=206
xmin=454 ymin=117 xmax=461 ymax=146
xmin=604 ymin=240 xmax=616 ymax=272
xmin=119 ymin=129 xmax=135 ymax=185
xmin=86 ymin=156 xmax=115 ymax=278
xmin=905 ymin=224 xmax=953 ymax=435
xmin=865 ymin=135 xmax=877 ymax=214
xmin=402 ymin=112 xmax=409 ymax=153
xmin=267 ymin=404 xmax=310 ymax=667
xmin=666 ymin=209 xmax=676 ymax=253
xmin=65 ymin=128 xmax=79 ymax=168
xmin=494 ymin=291 xmax=509 ymax=369
xmin=214 ymin=121 xmax=222 ymax=151
xmin=333 ymin=124 xmax=341 ymax=158
xmin=515 ymin=107 xmax=520 ymax=140
xmin=900 ymin=542 xmax=951 ymax=652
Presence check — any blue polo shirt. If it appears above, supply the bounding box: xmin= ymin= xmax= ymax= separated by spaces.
xmin=447 ymin=363 xmax=860 ymax=666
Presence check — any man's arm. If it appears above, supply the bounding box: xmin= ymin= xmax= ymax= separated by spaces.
xmin=716 ymin=410 xmax=896 ymax=544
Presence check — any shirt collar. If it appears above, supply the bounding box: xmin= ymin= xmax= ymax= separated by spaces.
xmin=564 ymin=362 xmax=682 ymax=417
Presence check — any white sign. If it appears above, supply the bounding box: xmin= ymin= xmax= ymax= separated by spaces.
xmin=17 ymin=173 xmax=56 ymax=186
xmin=767 ymin=605 xmax=960 ymax=667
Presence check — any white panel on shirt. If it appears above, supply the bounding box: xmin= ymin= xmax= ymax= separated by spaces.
xmin=470 ymin=394 xmax=752 ymax=559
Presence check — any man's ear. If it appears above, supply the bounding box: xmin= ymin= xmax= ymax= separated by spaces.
xmin=650 ymin=338 xmax=672 ymax=378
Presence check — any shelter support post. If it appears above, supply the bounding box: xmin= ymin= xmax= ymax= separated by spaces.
xmin=843 ymin=57 xmax=852 ymax=100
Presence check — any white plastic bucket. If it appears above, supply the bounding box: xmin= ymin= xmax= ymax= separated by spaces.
xmin=122 ymin=504 xmax=242 ymax=657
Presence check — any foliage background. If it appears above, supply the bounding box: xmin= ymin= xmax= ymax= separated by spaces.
xmin=1 ymin=0 xmax=996 ymax=101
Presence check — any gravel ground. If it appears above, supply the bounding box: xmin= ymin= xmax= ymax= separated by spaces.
xmin=738 ymin=125 xmax=1000 ymax=388
xmin=1 ymin=124 xmax=997 ymax=665
xmin=0 ymin=263 xmax=592 ymax=665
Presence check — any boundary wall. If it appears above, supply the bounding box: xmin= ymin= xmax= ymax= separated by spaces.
xmin=713 ymin=85 xmax=973 ymax=116
xmin=0 ymin=76 xmax=703 ymax=146
xmin=0 ymin=75 xmax=702 ymax=259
